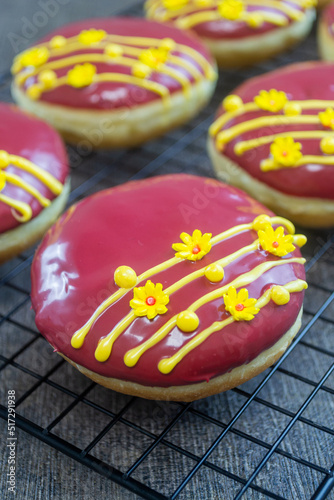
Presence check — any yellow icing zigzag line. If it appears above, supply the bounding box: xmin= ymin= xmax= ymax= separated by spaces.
xmin=262 ymin=155 xmax=334 ymax=171
xmin=176 ymin=10 xmax=287 ymax=30
xmin=216 ymin=115 xmax=320 ymax=147
xmin=0 ymin=193 xmax=32 ymax=222
xmin=158 ymin=278 xmax=307 ymax=374
xmin=209 ymin=99 xmax=334 ymax=137
xmin=235 ymin=130 xmax=334 ymax=155
xmin=124 ymin=259 xmax=305 ymax=368
xmin=71 ymin=215 xmax=295 ymax=351
xmin=4 ymin=172 xmax=51 ymax=207
xmin=8 ymin=154 xmax=63 ymax=195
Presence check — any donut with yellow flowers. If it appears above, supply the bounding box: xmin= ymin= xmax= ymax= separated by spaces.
xmin=31 ymin=174 xmax=307 ymax=401
xmin=0 ymin=103 xmax=70 ymax=263
xmin=11 ymin=18 xmax=217 ymax=149
xmin=144 ymin=0 xmax=316 ymax=68
xmin=208 ymin=62 xmax=334 ymax=228
xmin=318 ymin=1 xmax=334 ymax=61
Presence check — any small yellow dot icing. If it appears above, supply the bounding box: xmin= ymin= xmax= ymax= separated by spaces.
xmin=114 ymin=266 xmax=138 ymax=288
xmin=320 ymin=136 xmax=334 ymax=154
xmin=284 ymin=102 xmax=302 ymax=116
xmin=223 ymin=94 xmax=243 ymax=112
xmin=204 ymin=263 xmax=225 ymax=282
xmin=271 ymin=285 xmax=290 ymax=305
xmin=38 ymin=70 xmax=57 ymax=89
xmin=50 ymin=35 xmax=67 ymax=49
xmin=104 ymin=44 xmax=123 ymax=58
xmin=176 ymin=311 xmax=199 ymax=332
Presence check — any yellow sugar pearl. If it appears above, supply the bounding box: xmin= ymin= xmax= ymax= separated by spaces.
xmin=271 ymin=286 xmax=290 ymax=305
xmin=50 ymin=35 xmax=67 ymax=49
xmin=105 ymin=44 xmax=123 ymax=58
xmin=132 ymin=62 xmax=151 ymax=79
xmin=223 ymin=94 xmax=243 ymax=112
xmin=0 ymin=150 xmax=10 ymax=169
xmin=38 ymin=70 xmax=57 ymax=89
xmin=320 ymin=136 xmax=334 ymax=155
xmin=247 ymin=13 xmax=263 ymax=28
xmin=27 ymin=84 xmax=42 ymax=100
xmin=114 ymin=266 xmax=137 ymax=288
xmin=252 ymin=214 xmax=271 ymax=231
xmin=176 ymin=311 xmax=199 ymax=333
xmin=204 ymin=263 xmax=224 ymax=283
xmin=160 ymin=38 xmax=176 ymax=51
xmin=284 ymin=102 xmax=302 ymax=116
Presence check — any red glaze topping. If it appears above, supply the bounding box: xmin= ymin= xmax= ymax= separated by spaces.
xmin=31 ymin=175 xmax=306 ymax=387
xmin=145 ymin=0 xmax=308 ymax=40
xmin=211 ymin=62 xmax=334 ymax=200
xmin=15 ymin=18 xmax=214 ymax=110
xmin=0 ymin=103 xmax=69 ymax=233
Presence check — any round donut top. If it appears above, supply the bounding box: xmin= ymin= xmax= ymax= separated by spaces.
xmin=0 ymin=103 xmax=68 ymax=234
xmin=145 ymin=0 xmax=315 ymax=40
xmin=31 ymin=174 xmax=307 ymax=388
xmin=12 ymin=17 xmax=216 ymax=111
xmin=209 ymin=62 xmax=334 ymax=200
xmin=321 ymin=1 xmax=334 ymax=36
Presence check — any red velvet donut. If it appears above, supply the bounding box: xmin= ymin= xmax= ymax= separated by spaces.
xmin=145 ymin=0 xmax=315 ymax=67
xmin=319 ymin=2 xmax=334 ymax=60
xmin=31 ymin=175 xmax=307 ymax=401
xmin=11 ymin=18 xmax=217 ymax=149
xmin=208 ymin=62 xmax=334 ymax=228
xmin=0 ymin=103 xmax=70 ymax=262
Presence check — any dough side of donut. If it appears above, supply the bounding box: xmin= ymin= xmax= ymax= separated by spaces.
xmin=0 ymin=179 xmax=70 ymax=263
xmin=58 ymin=308 xmax=302 ymax=402
xmin=201 ymin=10 xmax=315 ymax=67
xmin=11 ymin=77 xmax=216 ymax=149
xmin=318 ymin=17 xmax=334 ymax=60
xmin=208 ymin=140 xmax=334 ymax=228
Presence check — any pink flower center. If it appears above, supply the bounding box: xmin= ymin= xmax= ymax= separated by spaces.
xmin=146 ymin=296 xmax=156 ymax=306
xmin=192 ymin=245 xmax=201 ymax=254
xmin=272 ymin=241 xmax=279 ymax=248
xmin=235 ymin=303 xmax=244 ymax=311
xmin=281 ymin=150 xmax=287 ymax=157
xmin=270 ymin=100 xmax=275 ymax=106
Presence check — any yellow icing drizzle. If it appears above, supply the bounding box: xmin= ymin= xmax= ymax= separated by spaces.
xmin=124 ymin=260 xmax=305 ymax=368
xmin=157 ymin=278 xmax=307 ymax=374
xmin=145 ymin=0 xmax=309 ymax=29
xmin=262 ymin=155 xmax=334 ymax=171
xmin=13 ymin=31 xmax=216 ymax=104
xmin=0 ymin=151 xmax=63 ymax=222
xmin=70 ymin=214 xmax=295 ymax=351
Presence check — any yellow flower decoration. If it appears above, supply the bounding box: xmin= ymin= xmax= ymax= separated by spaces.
xmin=218 ymin=0 xmax=244 ymax=21
xmin=130 ymin=280 xmax=169 ymax=320
xmin=254 ymin=89 xmax=288 ymax=113
xmin=19 ymin=47 xmax=49 ymax=68
xmin=223 ymin=286 xmax=259 ymax=321
xmin=163 ymin=0 xmax=189 ymax=10
xmin=270 ymin=137 xmax=302 ymax=167
xmin=319 ymin=108 xmax=334 ymax=130
xmin=67 ymin=63 xmax=96 ymax=88
xmin=139 ymin=48 xmax=169 ymax=69
xmin=258 ymin=225 xmax=295 ymax=257
xmin=78 ymin=29 xmax=106 ymax=45
xmin=0 ymin=171 xmax=6 ymax=192
xmin=172 ymin=229 xmax=212 ymax=261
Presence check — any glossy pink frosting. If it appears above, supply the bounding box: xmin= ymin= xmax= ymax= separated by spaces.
xmin=0 ymin=103 xmax=69 ymax=233
xmin=211 ymin=62 xmax=334 ymax=200
xmin=31 ymin=175 xmax=305 ymax=388
xmin=19 ymin=18 xmax=214 ymax=110
xmin=148 ymin=1 xmax=305 ymax=40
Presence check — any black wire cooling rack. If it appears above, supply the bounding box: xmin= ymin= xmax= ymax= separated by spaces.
xmin=0 ymin=3 xmax=334 ymax=499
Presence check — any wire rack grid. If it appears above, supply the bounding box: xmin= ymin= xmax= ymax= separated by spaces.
xmin=0 ymin=3 xmax=334 ymax=499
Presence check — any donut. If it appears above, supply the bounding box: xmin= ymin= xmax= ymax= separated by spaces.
xmin=144 ymin=0 xmax=316 ymax=68
xmin=208 ymin=62 xmax=334 ymax=228
xmin=31 ymin=175 xmax=307 ymax=401
xmin=318 ymin=1 xmax=334 ymax=59
xmin=0 ymin=103 xmax=70 ymax=264
xmin=11 ymin=18 xmax=217 ymax=150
